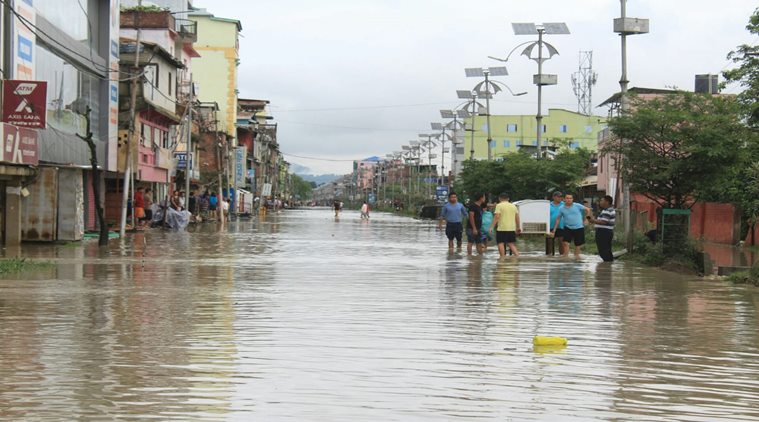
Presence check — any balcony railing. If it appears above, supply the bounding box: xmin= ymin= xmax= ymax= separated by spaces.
xmin=176 ymin=19 xmax=198 ymax=42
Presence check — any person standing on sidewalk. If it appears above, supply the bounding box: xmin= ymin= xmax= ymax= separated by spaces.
xmin=588 ymin=195 xmax=616 ymax=262
xmin=551 ymin=193 xmax=591 ymax=259
xmin=360 ymin=202 xmax=370 ymax=219
xmin=466 ymin=193 xmax=486 ymax=255
xmin=489 ymin=193 xmax=521 ymax=257
xmin=439 ymin=192 xmax=467 ymax=250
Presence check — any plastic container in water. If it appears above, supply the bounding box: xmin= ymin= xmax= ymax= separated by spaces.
xmin=533 ymin=336 xmax=568 ymax=346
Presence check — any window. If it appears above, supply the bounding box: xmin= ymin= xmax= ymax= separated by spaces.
xmin=560 ymin=124 xmax=568 ymax=133
xmin=570 ymin=141 xmax=580 ymax=149
xmin=585 ymin=125 xmax=593 ymax=134
xmin=35 ymin=43 xmax=101 ymax=138
xmin=516 ymin=140 xmax=523 ymax=146
xmin=507 ymin=124 xmax=518 ymax=133
xmin=35 ymin=0 xmax=89 ymax=41
xmin=541 ymin=124 xmax=547 ymax=133
xmin=503 ymin=140 xmax=510 ymax=148
xmin=532 ymin=140 xmax=539 ymax=146
xmin=168 ymin=72 xmax=172 ymax=96
xmin=489 ymin=140 xmax=495 ymax=148
xmin=154 ymin=64 xmax=160 ymax=89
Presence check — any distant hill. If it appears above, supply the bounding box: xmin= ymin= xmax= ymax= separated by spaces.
xmin=298 ymin=174 xmax=341 ymax=185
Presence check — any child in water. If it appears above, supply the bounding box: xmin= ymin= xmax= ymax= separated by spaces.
xmin=481 ymin=203 xmax=495 ymax=250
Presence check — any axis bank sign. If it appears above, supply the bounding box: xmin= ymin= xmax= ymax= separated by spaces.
xmin=2 ymin=80 xmax=47 ymax=129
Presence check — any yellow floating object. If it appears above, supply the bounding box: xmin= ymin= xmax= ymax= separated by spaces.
xmin=533 ymin=336 xmax=568 ymax=346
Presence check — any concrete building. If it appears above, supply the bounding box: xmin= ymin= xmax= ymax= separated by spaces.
xmin=460 ymin=109 xmax=607 ymax=162
xmin=188 ymin=9 xmax=240 ymax=141
xmin=1 ymin=0 xmax=120 ymax=244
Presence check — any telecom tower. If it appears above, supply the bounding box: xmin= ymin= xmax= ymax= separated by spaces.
xmin=571 ymin=51 xmax=598 ymax=115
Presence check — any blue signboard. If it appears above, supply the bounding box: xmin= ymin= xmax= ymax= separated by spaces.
xmin=436 ymin=186 xmax=449 ymax=202
xmin=174 ymin=152 xmax=192 ymax=169
xmin=368 ymin=193 xmax=376 ymax=204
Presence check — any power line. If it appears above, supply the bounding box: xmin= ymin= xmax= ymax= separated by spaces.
xmin=272 ymin=101 xmax=459 ymax=112
xmin=274 ymin=119 xmax=425 ymax=132
xmin=280 ymin=152 xmax=358 ymax=162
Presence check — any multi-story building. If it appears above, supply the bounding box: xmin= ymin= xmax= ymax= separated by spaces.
xmin=1 ymin=0 xmax=120 ymax=244
xmin=110 ymin=6 xmax=199 ymax=221
xmin=459 ymin=109 xmax=607 ymax=163
xmin=188 ymin=8 xmax=240 ymax=140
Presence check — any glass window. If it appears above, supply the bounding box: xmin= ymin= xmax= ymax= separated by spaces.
xmin=560 ymin=124 xmax=568 ymax=133
xmin=516 ymin=140 xmax=523 ymax=146
xmin=36 ymin=43 xmax=100 ymax=139
xmin=503 ymin=140 xmax=510 ymax=148
xmin=532 ymin=140 xmax=539 ymax=146
xmin=541 ymin=124 xmax=547 ymax=133
xmin=585 ymin=125 xmax=593 ymax=134
xmin=168 ymin=73 xmax=172 ymax=96
xmin=507 ymin=124 xmax=518 ymax=133
xmin=35 ymin=0 xmax=90 ymax=42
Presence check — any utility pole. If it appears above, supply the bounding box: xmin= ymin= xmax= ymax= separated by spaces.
xmin=184 ymin=75 xmax=193 ymax=215
xmin=536 ymin=27 xmax=545 ymax=159
xmin=614 ymin=0 xmax=649 ymax=251
xmin=469 ymin=93 xmax=477 ymax=160
xmin=120 ymin=0 xmax=142 ymax=237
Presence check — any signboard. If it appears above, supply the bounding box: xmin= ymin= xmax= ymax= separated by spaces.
xmin=435 ymin=186 xmax=449 ymax=202
xmin=368 ymin=193 xmax=376 ymax=204
xmin=261 ymin=183 xmax=272 ymax=197
xmin=235 ymin=146 xmax=246 ymax=187
xmin=2 ymin=124 xmax=39 ymax=165
xmin=174 ymin=152 xmax=192 ymax=169
xmin=2 ymin=80 xmax=47 ymax=128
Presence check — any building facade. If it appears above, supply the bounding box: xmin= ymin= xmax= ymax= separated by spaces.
xmin=1 ymin=0 xmax=120 ymax=244
xmin=460 ymin=109 xmax=607 ymax=162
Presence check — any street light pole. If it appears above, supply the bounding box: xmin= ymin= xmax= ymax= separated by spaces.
xmin=614 ymin=0 xmax=649 ymax=251
xmin=536 ymin=28 xmax=545 ymax=159
xmin=484 ymin=71 xmax=493 ymax=160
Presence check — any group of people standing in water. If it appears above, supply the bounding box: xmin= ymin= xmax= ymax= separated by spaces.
xmin=439 ymin=191 xmax=616 ymax=262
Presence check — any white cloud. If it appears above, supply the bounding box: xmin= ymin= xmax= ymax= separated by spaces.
xmin=195 ymin=0 xmax=757 ymax=174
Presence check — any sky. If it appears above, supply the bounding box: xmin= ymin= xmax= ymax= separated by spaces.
xmin=195 ymin=0 xmax=757 ymax=175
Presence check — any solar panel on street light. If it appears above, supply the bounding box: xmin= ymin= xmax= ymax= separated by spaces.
xmin=488 ymin=66 xmax=509 ymax=76
xmin=465 ymin=68 xmax=485 ymax=78
xmin=512 ymin=22 xmax=538 ymax=35
xmin=456 ymin=90 xmax=473 ymax=99
xmin=430 ymin=123 xmax=443 ymax=130
xmin=402 ymin=145 xmax=410 ymax=150
xmin=440 ymin=110 xmax=455 ymax=119
xmin=417 ymin=134 xmax=430 ymax=138
xmin=457 ymin=110 xmax=470 ymax=118
xmin=543 ymin=22 xmax=570 ymax=34
xmin=410 ymin=140 xmax=420 ymax=146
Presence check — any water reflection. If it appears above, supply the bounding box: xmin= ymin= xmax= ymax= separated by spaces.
xmin=0 ymin=209 xmax=758 ymax=420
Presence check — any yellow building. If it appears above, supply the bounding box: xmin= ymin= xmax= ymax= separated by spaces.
xmin=188 ymin=8 xmax=241 ymax=141
xmin=461 ymin=109 xmax=607 ymax=160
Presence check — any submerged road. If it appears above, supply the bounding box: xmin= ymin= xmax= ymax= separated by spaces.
xmin=1 ymin=208 xmax=758 ymax=421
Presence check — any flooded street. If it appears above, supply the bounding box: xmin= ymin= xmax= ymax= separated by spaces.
xmin=2 ymin=209 xmax=759 ymax=421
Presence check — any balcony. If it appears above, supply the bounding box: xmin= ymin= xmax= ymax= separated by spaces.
xmin=176 ymin=19 xmax=198 ymax=42
xmin=121 ymin=9 xmax=175 ymax=30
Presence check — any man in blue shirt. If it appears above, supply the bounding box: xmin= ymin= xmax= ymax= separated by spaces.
xmin=439 ymin=192 xmax=467 ymax=250
xmin=548 ymin=191 xmax=566 ymax=256
xmin=551 ymin=193 xmax=590 ymax=258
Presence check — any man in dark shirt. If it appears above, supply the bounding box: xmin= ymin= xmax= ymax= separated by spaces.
xmin=588 ymin=195 xmax=616 ymax=262
xmin=466 ymin=193 xmax=486 ymax=255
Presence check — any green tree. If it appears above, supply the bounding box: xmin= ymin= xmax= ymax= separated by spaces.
xmin=723 ymin=8 xmax=759 ymax=127
xmin=290 ymin=174 xmax=314 ymax=200
xmin=603 ymin=92 xmax=748 ymax=209
xmin=458 ymin=149 xmax=591 ymax=202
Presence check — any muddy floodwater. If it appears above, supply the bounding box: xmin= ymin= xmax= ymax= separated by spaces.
xmin=1 ymin=209 xmax=758 ymax=421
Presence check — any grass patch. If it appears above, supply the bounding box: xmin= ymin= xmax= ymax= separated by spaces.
xmin=0 ymin=258 xmax=54 ymax=275
xmin=726 ymin=265 xmax=759 ymax=286
xmin=621 ymin=233 xmax=705 ymax=275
